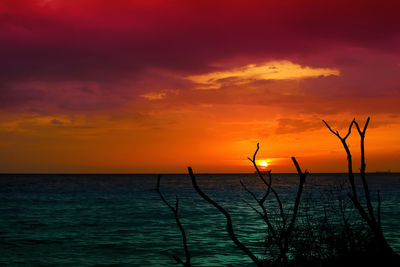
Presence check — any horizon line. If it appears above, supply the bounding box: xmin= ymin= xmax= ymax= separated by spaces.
xmin=0 ymin=172 xmax=397 ymax=175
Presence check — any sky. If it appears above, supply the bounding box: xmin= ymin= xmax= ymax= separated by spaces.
xmin=1 ymin=0 xmax=400 ymax=173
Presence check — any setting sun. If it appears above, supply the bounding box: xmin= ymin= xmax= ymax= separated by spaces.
xmin=259 ymin=161 xmax=269 ymax=168
xmin=1 ymin=1 xmax=400 ymax=266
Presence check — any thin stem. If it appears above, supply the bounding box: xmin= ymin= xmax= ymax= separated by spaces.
xmin=156 ymin=175 xmax=191 ymax=267
xmin=283 ymin=157 xmax=307 ymax=259
xmin=240 ymin=180 xmax=282 ymax=252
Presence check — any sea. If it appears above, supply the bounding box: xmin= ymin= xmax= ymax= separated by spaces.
xmin=0 ymin=173 xmax=399 ymax=266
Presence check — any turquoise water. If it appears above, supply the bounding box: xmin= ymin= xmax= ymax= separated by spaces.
xmin=0 ymin=173 xmax=399 ymax=266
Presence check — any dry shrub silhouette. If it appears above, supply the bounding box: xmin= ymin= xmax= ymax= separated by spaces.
xmin=157 ymin=118 xmax=399 ymax=266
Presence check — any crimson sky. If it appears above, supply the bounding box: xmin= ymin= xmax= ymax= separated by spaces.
xmin=1 ymin=0 xmax=400 ymax=173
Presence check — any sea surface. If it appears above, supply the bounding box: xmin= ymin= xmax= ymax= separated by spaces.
xmin=0 ymin=173 xmax=399 ymax=266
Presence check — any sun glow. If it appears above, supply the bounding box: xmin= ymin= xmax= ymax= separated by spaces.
xmin=259 ymin=160 xmax=269 ymax=168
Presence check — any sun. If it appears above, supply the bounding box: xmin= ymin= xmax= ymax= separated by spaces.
xmin=259 ymin=161 xmax=269 ymax=168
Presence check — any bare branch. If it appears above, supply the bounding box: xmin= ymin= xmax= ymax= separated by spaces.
xmin=172 ymin=255 xmax=187 ymax=266
xmin=354 ymin=117 xmax=375 ymax=223
xmin=260 ymin=171 xmax=273 ymax=205
xmin=348 ymin=193 xmax=372 ymax=226
xmin=354 ymin=117 xmax=370 ymax=136
xmin=344 ymin=118 xmax=356 ymax=140
xmin=248 ymin=142 xmax=260 ymax=163
xmin=241 ymin=196 xmax=264 ymax=218
xmin=240 ymin=180 xmax=272 ymax=229
xmin=322 ymin=119 xmax=355 ymax=140
xmin=240 ymin=181 xmax=282 ymax=254
xmin=156 ymin=175 xmax=175 ymax=212
xmin=291 ymin=157 xmax=307 ymax=180
xmin=322 ymin=119 xmax=340 ymax=138
xmin=156 ymin=175 xmax=191 ymax=267
xmin=285 ymin=157 xmax=307 ymax=252
xmin=240 ymin=180 xmax=259 ymax=204
xmin=323 ymin=119 xmax=358 ymax=199
xmin=249 ymin=144 xmax=286 ymax=224
xmin=188 ymin=167 xmax=262 ymax=266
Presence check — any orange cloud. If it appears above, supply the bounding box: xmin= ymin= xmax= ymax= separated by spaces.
xmin=187 ymin=61 xmax=340 ymax=89
xmin=1 ymin=1 xmax=400 ymax=173
xmin=139 ymin=89 xmax=179 ymax=100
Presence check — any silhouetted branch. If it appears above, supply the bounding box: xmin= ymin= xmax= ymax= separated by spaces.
xmin=322 ymin=118 xmax=354 ymax=140
xmin=277 ymin=157 xmax=308 ymax=265
xmin=260 ymin=171 xmax=273 ymax=205
xmin=287 ymin=157 xmax=308 ymax=238
xmin=324 ymin=119 xmax=376 ymax=229
xmin=354 ymin=117 xmax=375 ymax=222
xmin=248 ymin=143 xmax=286 ymax=224
xmin=240 ymin=180 xmax=281 ymax=250
xmin=323 ymin=119 xmax=358 ymax=200
xmin=159 ymin=116 xmax=398 ymax=266
xmin=246 ymin=145 xmax=309 ymax=265
xmin=240 ymin=180 xmax=262 ymax=205
xmin=156 ymin=175 xmax=191 ymax=267
xmin=324 ymin=118 xmax=398 ymax=257
xmin=241 ymin=193 xmax=264 ymax=218
xmin=188 ymin=167 xmax=262 ymax=266
xmin=347 ymin=193 xmax=372 ymax=225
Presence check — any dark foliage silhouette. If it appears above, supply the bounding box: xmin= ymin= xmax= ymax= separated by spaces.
xmin=157 ymin=117 xmax=399 ymax=266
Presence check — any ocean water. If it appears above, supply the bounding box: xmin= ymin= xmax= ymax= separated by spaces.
xmin=0 ymin=173 xmax=399 ymax=266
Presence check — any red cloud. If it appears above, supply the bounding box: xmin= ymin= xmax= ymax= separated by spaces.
xmin=1 ymin=0 xmax=400 ymax=112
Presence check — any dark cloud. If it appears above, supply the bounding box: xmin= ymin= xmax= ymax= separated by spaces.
xmin=1 ymin=0 xmax=400 ymax=113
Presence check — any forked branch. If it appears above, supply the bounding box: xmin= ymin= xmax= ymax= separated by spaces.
xmin=322 ymin=119 xmax=357 ymax=199
xmin=240 ymin=179 xmax=281 ymax=250
xmin=244 ymin=144 xmax=308 ymax=265
xmin=354 ymin=117 xmax=375 ymax=222
xmin=322 ymin=118 xmax=355 ymax=141
xmin=156 ymin=175 xmax=191 ymax=267
xmin=248 ymin=143 xmax=286 ymax=224
xmin=323 ymin=117 xmax=396 ymax=255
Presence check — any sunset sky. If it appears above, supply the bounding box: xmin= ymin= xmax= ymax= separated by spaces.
xmin=1 ymin=0 xmax=400 ymax=173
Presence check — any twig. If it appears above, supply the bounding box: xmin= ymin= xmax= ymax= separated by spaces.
xmin=240 ymin=180 xmax=282 ymax=251
xmin=156 ymin=175 xmax=191 ymax=267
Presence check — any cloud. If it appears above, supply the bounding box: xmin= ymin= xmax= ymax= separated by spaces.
xmin=50 ymin=119 xmax=64 ymax=126
xmin=275 ymin=118 xmax=323 ymax=135
xmin=0 ymin=80 xmax=132 ymax=113
xmin=186 ymin=61 xmax=339 ymax=89
xmin=0 ymin=1 xmax=400 ymax=131
xmin=139 ymin=89 xmax=179 ymax=101
xmin=139 ymin=92 xmax=167 ymax=100
xmin=1 ymin=0 xmax=399 ymax=87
